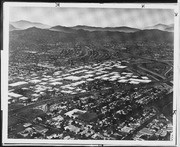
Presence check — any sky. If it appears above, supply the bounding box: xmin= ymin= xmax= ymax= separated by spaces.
xmin=9 ymin=7 xmax=174 ymax=29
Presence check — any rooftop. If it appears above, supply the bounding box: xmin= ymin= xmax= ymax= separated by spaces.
xmin=8 ymin=92 xmax=23 ymax=98
xmin=9 ymin=81 xmax=28 ymax=87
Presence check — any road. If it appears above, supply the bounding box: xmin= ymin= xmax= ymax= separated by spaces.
xmin=128 ymin=57 xmax=172 ymax=82
xmin=123 ymin=105 xmax=161 ymax=140
xmin=122 ymin=90 xmax=173 ymax=140
xmin=122 ymin=114 xmax=157 ymax=140
xmin=164 ymin=67 xmax=173 ymax=77
xmin=9 ymin=92 xmax=91 ymax=115
xmin=137 ymin=65 xmax=166 ymax=80
xmin=139 ymin=57 xmax=172 ymax=66
xmin=137 ymin=56 xmax=173 ymax=78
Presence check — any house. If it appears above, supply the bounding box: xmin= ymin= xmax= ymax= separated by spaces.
xmin=29 ymin=79 xmax=41 ymax=84
xmin=65 ymin=109 xmax=86 ymax=119
xmin=50 ymin=82 xmax=63 ymax=86
xmin=23 ymin=123 xmax=32 ymax=128
xmin=52 ymin=115 xmax=64 ymax=122
xmin=118 ymin=79 xmax=128 ymax=83
xmin=8 ymin=92 xmax=23 ymax=102
xmin=64 ymin=76 xmax=81 ymax=81
xmin=140 ymin=128 xmax=153 ymax=136
xmin=9 ymin=81 xmax=28 ymax=88
xmin=64 ymin=125 xmax=80 ymax=134
xmin=166 ymin=123 xmax=173 ymax=132
xmin=63 ymin=136 xmax=71 ymax=140
xmin=129 ymin=78 xmax=151 ymax=83
xmin=129 ymin=81 xmax=140 ymax=84
xmin=61 ymin=90 xmax=73 ymax=94
xmin=19 ymin=97 xmax=29 ymax=103
xmin=121 ymin=126 xmax=133 ymax=133
xmin=8 ymin=92 xmax=23 ymax=99
xmin=33 ymin=125 xmax=48 ymax=134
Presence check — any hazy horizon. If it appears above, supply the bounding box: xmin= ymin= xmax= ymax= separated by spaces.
xmin=9 ymin=7 xmax=174 ymax=29
xmin=10 ymin=19 xmax=174 ymax=29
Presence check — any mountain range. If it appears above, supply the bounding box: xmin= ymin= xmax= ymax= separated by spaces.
xmin=145 ymin=23 xmax=174 ymax=32
xmin=9 ymin=20 xmax=174 ymax=33
xmin=9 ymin=24 xmax=18 ymax=31
xmin=9 ymin=27 xmax=173 ymax=50
xmin=10 ymin=20 xmax=50 ymax=30
xmin=71 ymin=25 xmax=140 ymax=33
xmin=9 ymin=20 xmax=174 ymax=52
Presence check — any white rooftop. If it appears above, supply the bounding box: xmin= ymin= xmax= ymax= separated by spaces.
xmin=70 ymin=81 xmax=85 ymax=86
xmin=118 ymin=79 xmax=129 ymax=83
xmin=29 ymin=79 xmax=41 ymax=84
xmin=65 ymin=109 xmax=86 ymax=118
xmin=50 ymin=78 xmax=63 ymax=82
xmin=64 ymin=76 xmax=81 ymax=81
xmin=53 ymin=71 xmax=62 ymax=75
xmin=32 ymin=93 xmax=40 ymax=97
xmin=86 ymin=78 xmax=94 ymax=81
xmin=41 ymin=78 xmax=49 ymax=81
xmin=9 ymin=81 xmax=28 ymax=87
xmin=129 ymin=81 xmax=140 ymax=84
xmin=19 ymin=97 xmax=29 ymax=100
xmin=117 ymin=66 xmax=127 ymax=68
xmin=141 ymin=76 xmax=149 ymax=80
xmin=102 ymin=77 xmax=109 ymax=80
xmin=50 ymin=82 xmax=63 ymax=85
xmin=129 ymin=78 xmax=151 ymax=83
xmin=61 ymin=90 xmax=73 ymax=94
xmin=85 ymin=74 xmax=94 ymax=78
xmin=39 ymin=82 xmax=47 ymax=85
xmin=8 ymin=92 xmax=23 ymax=98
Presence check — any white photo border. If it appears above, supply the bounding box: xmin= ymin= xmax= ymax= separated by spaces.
xmin=2 ymin=2 xmax=179 ymax=146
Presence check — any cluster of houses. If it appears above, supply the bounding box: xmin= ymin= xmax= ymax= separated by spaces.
xmin=133 ymin=114 xmax=173 ymax=140
xmin=8 ymin=60 xmax=152 ymax=105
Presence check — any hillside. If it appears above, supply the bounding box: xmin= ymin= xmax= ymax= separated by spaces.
xmin=9 ymin=24 xmax=18 ymax=31
xmin=145 ymin=23 xmax=174 ymax=32
xmin=10 ymin=20 xmax=50 ymax=30
xmin=71 ymin=25 xmax=140 ymax=33
xmin=50 ymin=25 xmax=76 ymax=33
xmin=164 ymin=26 xmax=174 ymax=32
xmin=10 ymin=27 xmax=173 ymax=48
xmin=9 ymin=27 xmax=174 ymax=67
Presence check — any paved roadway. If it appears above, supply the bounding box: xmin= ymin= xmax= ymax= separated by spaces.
xmin=9 ymin=92 xmax=91 ymax=115
xmin=135 ymin=56 xmax=173 ymax=79
xmin=122 ymin=114 xmax=157 ymax=140
xmin=137 ymin=65 xmax=166 ymax=80
xmin=164 ymin=67 xmax=173 ymax=77
xmin=139 ymin=57 xmax=172 ymax=66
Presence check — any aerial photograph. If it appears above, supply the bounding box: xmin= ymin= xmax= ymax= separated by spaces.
xmin=7 ymin=7 xmax=174 ymax=141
